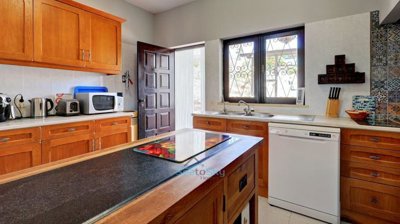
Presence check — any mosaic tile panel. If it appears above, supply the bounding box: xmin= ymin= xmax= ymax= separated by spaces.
xmin=352 ymin=95 xmax=377 ymax=120
xmin=371 ymin=11 xmax=400 ymax=119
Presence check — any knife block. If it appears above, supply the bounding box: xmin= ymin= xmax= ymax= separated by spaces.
xmin=326 ymin=99 xmax=340 ymax=118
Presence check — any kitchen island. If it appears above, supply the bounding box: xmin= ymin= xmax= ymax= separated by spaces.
xmin=0 ymin=129 xmax=262 ymax=224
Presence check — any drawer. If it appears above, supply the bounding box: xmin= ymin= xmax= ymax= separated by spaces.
xmin=342 ymin=129 xmax=400 ymax=150
xmin=226 ymin=120 xmax=267 ymax=136
xmin=341 ymin=161 xmax=400 ymax=187
xmin=0 ymin=128 xmax=40 ymax=148
xmin=193 ymin=117 xmax=226 ymax=132
xmin=95 ymin=117 xmax=131 ymax=136
xmin=341 ymin=145 xmax=400 ymax=169
xmin=341 ymin=177 xmax=400 ymax=223
xmin=227 ymin=155 xmax=255 ymax=220
xmin=42 ymin=121 xmax=93 ymax=140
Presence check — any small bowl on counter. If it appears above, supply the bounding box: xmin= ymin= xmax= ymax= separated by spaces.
xmin=345 ymin=110 xmax=369 ymax=121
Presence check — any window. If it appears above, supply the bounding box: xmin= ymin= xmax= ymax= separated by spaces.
xmin=223 ymin=27 xmax=305 ymax=104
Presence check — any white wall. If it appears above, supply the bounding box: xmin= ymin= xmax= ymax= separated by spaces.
xmin=0 ymin=0 xmax=154 ymax=116
xmin=205 ymin=13 xmax=371 ymax=117
xmin=154 ymin=0 xmax=385 ymax=47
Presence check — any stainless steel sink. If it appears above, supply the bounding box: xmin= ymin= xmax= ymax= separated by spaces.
xmin=212 ymin=111 xmax=245 ymax=116
xmin=212 ymin=111 xmax=273 ymax=118
xmin=244 ymin=112 xmax=274 ymax=118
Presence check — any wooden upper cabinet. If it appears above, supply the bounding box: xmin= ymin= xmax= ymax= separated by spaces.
xmin=34 ymin=0 xmax=89 ymax=67
xmin=30 ymin=0 xmax=124 ymax=74
xmin=0 ymin=0 xmax=33 ymax=61
xmin=87 ymin=14 xmax=122 ymax=72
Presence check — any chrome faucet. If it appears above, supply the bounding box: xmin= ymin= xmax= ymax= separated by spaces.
xmin=221 ymin=98 xmax=227 ymax=114
xmin=238 ymin=100 xmax=254 ymax=116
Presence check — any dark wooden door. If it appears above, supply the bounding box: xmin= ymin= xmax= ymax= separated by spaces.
xmin=137 ymin=42 xmax=175 ymax=139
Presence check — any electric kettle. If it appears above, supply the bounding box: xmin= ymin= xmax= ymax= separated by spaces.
xmin=29 ymin=98 xmax=54 ymax=118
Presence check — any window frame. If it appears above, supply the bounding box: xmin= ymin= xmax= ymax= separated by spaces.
xmin=223 ymin=27 xmax=305 ymax=104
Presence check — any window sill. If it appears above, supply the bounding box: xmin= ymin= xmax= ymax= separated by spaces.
xmin=217 ymin=102 xmax=309 ymax=108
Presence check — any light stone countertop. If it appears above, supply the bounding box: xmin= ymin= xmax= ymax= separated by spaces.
xmin=0 ymin=112 xmax=136 ymax=131
xmin=193 ymin=111 xmax=400 ymax=133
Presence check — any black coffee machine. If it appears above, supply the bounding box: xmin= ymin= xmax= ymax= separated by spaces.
xmin=0 ymin=94 xmax=12 ymax=122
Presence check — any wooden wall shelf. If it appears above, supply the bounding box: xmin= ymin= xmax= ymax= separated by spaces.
xmin=318 ymin=55 xmax=365 ymax=84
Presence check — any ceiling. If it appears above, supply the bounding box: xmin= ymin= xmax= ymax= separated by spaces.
xmin=124 ymin=0 xmax=198 ymax=14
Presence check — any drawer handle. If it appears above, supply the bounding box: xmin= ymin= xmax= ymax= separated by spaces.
xmin=370 ymin=171 xmax=380 ymax=177
xmin=206 ymin=121 xmax=211 ymax=125
xmin=0 ymin=137 xmax=10 ymax=143
xmin=369 ymin=137 xmax=381 ymax=142
xmin=369 ymin=155 xmax=381 ymax=160
xmin=112 ymin=122 xmax=118 ymax=126
xmin=243 ymin=125 xmax=250 ymax=129
xmin=239 ymin=174 xmax=248 ymax=192
xmin=68 ymin=128 xmax=76 ymax=132
xmin=370 ymin=197 xmax=379 ymax=205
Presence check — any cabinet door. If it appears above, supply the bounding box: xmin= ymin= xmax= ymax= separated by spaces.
xmin=341 ymin=177 xmax=400 ymax=223
xmin=95 ymin=117 xmax=131 ymax=150
xmin=0 ymin=0 xmax=33 ymax=61
xmin=34 ymin=0 xmax=89 ymax=67
xmin=0 ymin=143 xmax=41 ymax=175
xmin=42 ymin=134 xmax=94 ymax=163
xmin=174 ymin=180 xmax=224 ymax=224
xmin=86 ymin=14 xmax=121 ymax=72
xmin=226 ymin=120 xmax=269 ymax=197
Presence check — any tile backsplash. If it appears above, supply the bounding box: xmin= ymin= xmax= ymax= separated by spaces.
xmin=0 ymin=64 xmax=103 ymax=117
xmin=371 ymin=11 xmax=400 ymax=120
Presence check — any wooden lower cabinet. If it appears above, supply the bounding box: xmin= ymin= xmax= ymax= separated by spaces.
xmin=174 ymin=180 xmax=224 ymax=224
xmin=341 ymin=177 xmax=400 ymax=224
xmin=42 ymin=134 xmax=94 ymax=163
xmin=0 ymin=143 xmax=41 ymax=175
xmin=341 ymin=129 xmax=400 ymax=224
xmin=193 ymin=116 xmax=269 ymax=197
xmin=95 ymin=117 xmax=131 ymax=150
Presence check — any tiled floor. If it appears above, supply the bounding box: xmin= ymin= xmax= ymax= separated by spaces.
xmin=258 ymin=197 xmax=345 ymax=224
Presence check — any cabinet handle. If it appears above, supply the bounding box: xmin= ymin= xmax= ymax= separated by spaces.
xmin=206 ymin=121 xmax=211 ymax=125
xmin=68 ymin=128 xmax=76 ymax=132
xmin=81 ymin=49 xmax=85 ymax=61
xmin=369 ymin=155 xmax=381 ymax=160
xmin=370 ymin=171 xmax=380 ymax=177
xmin=88 ymin=50 xmax=92 ymax=62
xmin=239 ymin=174 xmax=248 ymax=192
xmin=112 ymin=122 xmax=118 ymax=126
xmin=369 ymin=137 xmax=381 ymax=142
xmin=370 ymin=197 xmax=379 ymax=205
xmin=0 ymin=137 xmax=10 ymax=143
xmin=243 ymin=125 xmax=250 ymax=129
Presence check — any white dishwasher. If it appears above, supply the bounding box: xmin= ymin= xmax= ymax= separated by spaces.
xmin=268 ymin=123 xmax=340 ymax=224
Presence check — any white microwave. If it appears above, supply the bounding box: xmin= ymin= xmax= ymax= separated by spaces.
xmin=76 ymin=93 xmax=118 ymax=114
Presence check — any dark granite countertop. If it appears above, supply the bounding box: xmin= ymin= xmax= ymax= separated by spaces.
xmin=0 ymin=132 xmax=238 ymax=224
